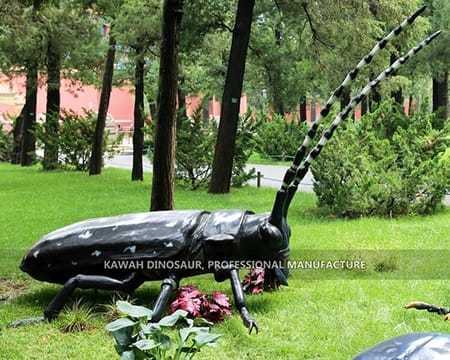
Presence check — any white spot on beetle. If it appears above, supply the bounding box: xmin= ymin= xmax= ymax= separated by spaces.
xmin=123 ymin=246 xmax=136 ymax=254
xmin=79 ymin=231 xmax=93 ymax=239
xmin=112 ymin=226 xmax=119 ymax=231
xmin=91 ymin=250 xmax=102 ymax=257
xmin=33 ymin=250 xmax=40 ymax=258
xmin=165 ymin=242 xmax=174 ymax=248
xmin=56 ymin=242 xmax=62 ymax=247
xmin=71 ymin=261 xmax=78 ymax=266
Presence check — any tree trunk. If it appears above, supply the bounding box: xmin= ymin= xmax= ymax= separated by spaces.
xmin=43 ymin=35 xmax=61 ymax=170
xmin=11 ymin=107 xmax=24 ymax=164
xmin=310 ymin=97 xmax=316 ymax=122
xmin=150 ymin=0 xmax=184 ymax=210
xmin=177 ymin=70 xmax=186 ymax=118
xmin=340 ymin=88 xmax=351 ymax=110
xmin=360 ymin=96 xmax=368 ymax=117
xmin=369 ymin=72 xmax=381 ymax=110
xmin=390 ymin=53 xmax=403 ymax=106
xmin=132 ymin=47 xmax=145 ymax=181
xmin=271 ymin=21 xmax=284 ymax=116
xmin=20 ymin=61 xmax=38 ymax=166
xmin=209 ymin=0 xmax=255 ymax=194
xmin=432 ymin=71 xmax=448 ymax=123
xmin=271 ymin=72 xmax=284 ymax=116
xmin=89 ymin=33 xmax=116 ymax=175
xmin=408 ymin=95 xmax=414 ymax=116
xmin=149 ymin=99 xmax=157 ymax=122
xmin=299 ymin=96 xmax=307 ymax=122
xmin=20 ymin=0 xmax=43 ymax=166
xmin=202 ymin=97 xmax=210 ymax=120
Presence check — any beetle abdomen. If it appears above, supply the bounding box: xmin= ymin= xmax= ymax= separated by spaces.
xmin=20 ymin=210 xmax=205 ymax=283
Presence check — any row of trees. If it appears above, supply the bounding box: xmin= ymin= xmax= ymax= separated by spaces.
xmin=1 ymin=0 xmax=448 ymax=210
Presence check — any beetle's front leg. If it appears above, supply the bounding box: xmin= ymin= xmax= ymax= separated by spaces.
xmin=150 ymin=276 xmax=179 ymax=322
xmin=229 ymin=269 xmax=258 ymax=334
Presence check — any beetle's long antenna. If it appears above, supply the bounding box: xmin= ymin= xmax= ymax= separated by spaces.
xmin=281 ymin=30 xmax=441 ymax=217
xmin=269 ymin=6 xmax=426 ymax=227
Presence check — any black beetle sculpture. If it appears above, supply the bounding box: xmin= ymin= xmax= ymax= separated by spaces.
xmin=14 ymin=6 xmax=440 ymax=334
xmin=354 ymin=333 xmax=450 ymax=359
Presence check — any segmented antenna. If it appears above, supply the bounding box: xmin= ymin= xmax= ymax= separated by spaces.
xmin=278 ymin=5 xmax=426 ymax=193
xmin=281 ymin=30 xmax=442 ymax=216
xmin=269 ymin=6 xmax=428 ymax=227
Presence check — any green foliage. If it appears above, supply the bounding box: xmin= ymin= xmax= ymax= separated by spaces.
xmin=175 ymin=108 xmax=216 ymax=189
xmin=57 ymin=299 xmax=95 ymax=333
xmin=231 ymin=112 xmax=258 ymax=187
xmin=254 ymin=112 xmax=308 ymax=161
xmin=311 ymin=101 xmax=450 ymax=217
xmin=146 ymin=109 xmax=256 ymax=189
xmin=106 ymin=301 xmax=221 ymax=360
xmin=34 ymin=110 xmax=122 ymax=171
xmin=0 ymin=124 xmax=12 ymax=162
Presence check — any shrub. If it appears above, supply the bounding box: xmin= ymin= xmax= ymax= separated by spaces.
xmin=34 ymin=110 xmax=122 ymax=171
xmin=0 ymin=124 xmax=12 ymax=162
xmin=57 ymin=299 xmax=95 ymax=333
xmin=146 ymin=108 xmax=257 ymax=189
xmin=254 ymin=112 xmax=308 ymax=161
xmin=169 ymin=285 xmax=232 ymax=323
xmin=106 ymin=301 xmax=221 ymax=360
xmin=311 ymin=100 xmax=450 ymax=217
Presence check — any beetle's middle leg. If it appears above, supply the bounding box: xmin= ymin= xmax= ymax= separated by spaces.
xmin=150 ymin=275 xmax=179 ymax=322
xmin=229 ymin=269 xmax=258 ymax=334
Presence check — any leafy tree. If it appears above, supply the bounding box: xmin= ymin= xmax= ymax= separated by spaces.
xmin=114 ymin=0 xmax=161 ymax=181
xmin=425 ymin=0 xmax=450 ymax=124
xmin=89 ymin=0 xmax=124 ymax=175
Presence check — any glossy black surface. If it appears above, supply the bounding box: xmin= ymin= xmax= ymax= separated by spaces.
xmin=354 ymin=333 xmax=450 ymax=359
xmin=20 ymin=210 xmax=285 ymax=284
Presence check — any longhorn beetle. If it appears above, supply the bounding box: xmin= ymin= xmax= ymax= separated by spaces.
xmin=14 ymin=6 xmax=440 ymax=333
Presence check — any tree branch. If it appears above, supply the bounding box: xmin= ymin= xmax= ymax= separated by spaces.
xmin=302 ymin=3 xmax=333 ymax=49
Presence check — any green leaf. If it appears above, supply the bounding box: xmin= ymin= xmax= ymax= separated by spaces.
xmin=193 ymin=318 xmax=213 ymax=327
xmin=132 ymin=339 xmax=158 ymax=351
xmin=152 ymin=332 xmax=172 ymax=350
xmin=141 ymin=322 xmax=161 ymax=335
xmin=106 ymin=318 xmax=137 ymax=351
xmin=158 ymin=310 xmax=188 ymax=327
xmin=120 ymin=351 xmax=135 ymax=360
xmin=194 ymin=332 xmax=222 ymax=347
xmin=106 ymin=317 xmax=136 ymax=332
xmin=117 ymin=301 xmax=153 ymax=319
xmin=179 ymin=326 xmax=209 ymax=342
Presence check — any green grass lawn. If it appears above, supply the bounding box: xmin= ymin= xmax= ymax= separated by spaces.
xmin=0 ymin=163 xmax=449 ymax=359
xmin=248 ymin=153 xmax=291 ymax=166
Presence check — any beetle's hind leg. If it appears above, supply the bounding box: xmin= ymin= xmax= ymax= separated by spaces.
xmin=405 ymin=301 xmax=450 ymax=320
xmin=229 ymin=269 xmax=258 ymax=334
xmin=149 ymin=276 xmax=179 ymax=322
xmin=9 ymin=273 xmax=144 ymax=327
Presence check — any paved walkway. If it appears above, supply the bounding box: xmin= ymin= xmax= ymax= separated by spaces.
xmin=106 ymin=155 xmax=314 ymax=192
xmin=106 ymin=155 xmax=449 ymax=205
